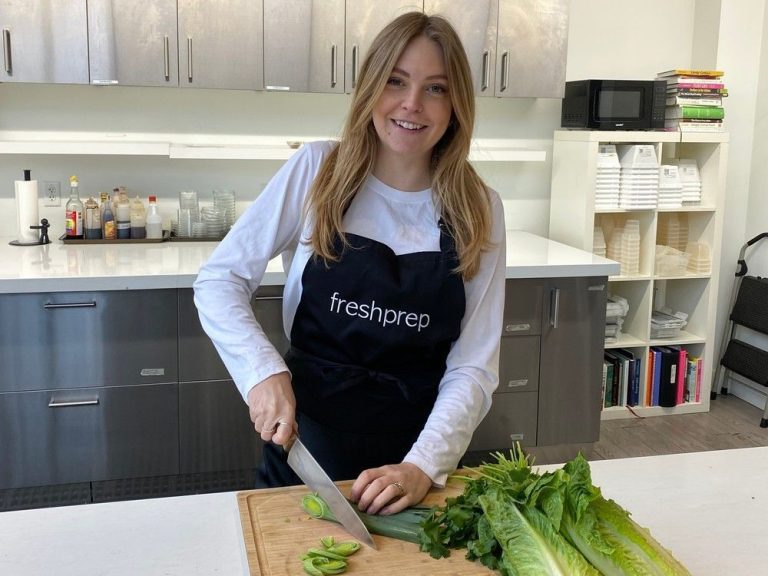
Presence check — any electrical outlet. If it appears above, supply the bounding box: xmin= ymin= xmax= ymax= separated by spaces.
xmin=44 ymin=181 xmax=61 ymax=207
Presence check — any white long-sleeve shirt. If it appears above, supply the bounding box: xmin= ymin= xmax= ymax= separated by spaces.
xmin=193 ymin=140 xmax=506 ymax=485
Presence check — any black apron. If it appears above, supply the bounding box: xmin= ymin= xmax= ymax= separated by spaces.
xmin=257 ymin=222 xmax=466 ymax=487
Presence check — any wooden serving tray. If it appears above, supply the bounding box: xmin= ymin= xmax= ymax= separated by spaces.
xmin=237 ymin=480 xmax=493 ymax=576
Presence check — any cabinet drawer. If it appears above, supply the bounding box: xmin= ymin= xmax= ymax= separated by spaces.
xmin=468 ymin=391 xmax=537 ymax=451
xmin=503 ymin=279 xmax=543 ymax=335
xmin=0 ymin=383 xmax=179 ymax=489
xmin=0 ymin=290 xmax=177 ymax=393
xmin=179 ymin=379 xmax=262 ymax=474
xmin=179 ymin=286 xmax=289 ymax=382
xmin=497 ymin=336 xmax=540 ymax=393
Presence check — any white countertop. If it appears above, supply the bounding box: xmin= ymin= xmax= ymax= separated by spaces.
xmin=0 ymin=230 xmax=618 ymax=293
xmin=0 ymin=447 xmax=765 ymax=575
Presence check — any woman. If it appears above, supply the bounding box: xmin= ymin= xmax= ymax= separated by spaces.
xmin=194 ymin=11 xmax=506 ymax=516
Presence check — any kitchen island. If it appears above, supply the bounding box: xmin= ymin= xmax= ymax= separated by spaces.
xmin=0 ymin=230 xmax=618 ymax=501
xmin=0 ymin=446 xmax=765 ymax=575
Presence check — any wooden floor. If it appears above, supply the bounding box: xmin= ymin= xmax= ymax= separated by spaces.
xmin=590 ymin=394 xmax=768 ymax=460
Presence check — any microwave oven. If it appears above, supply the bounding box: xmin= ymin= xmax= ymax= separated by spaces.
xmin=561 ymin=79 xmax=666 ymax=130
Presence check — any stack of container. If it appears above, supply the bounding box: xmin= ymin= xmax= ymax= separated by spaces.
xmin=605 ymin=293 xmax=630 ymax=343
xmin=686 ymin=241 xmax=712 ymax=274
xmin=595 ymin=144 xmax=621 ymax=210
xmin=617 ymin=144 xmax=659 ymax=210
xmin=657 ymin=212 xmax=689 ymax=252
xmin=657 ymin=165 xmax=684 ymax=208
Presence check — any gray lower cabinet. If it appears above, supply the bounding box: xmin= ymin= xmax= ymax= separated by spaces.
xmin=537 ymin=277 xmax=606 ymax=446
xmin=178 ymin=286 xmax=288 ymax=475
xmin=0 ymin=383 xmax=178 ymax=489
xmin=0 ymin=289 xmax=178 ymax=490
xmin=468 ymin=276 xmax=606 ymax=454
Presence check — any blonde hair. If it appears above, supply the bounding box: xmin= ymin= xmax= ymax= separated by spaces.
xmin=306 ymin=11 xmax=493 ymax=280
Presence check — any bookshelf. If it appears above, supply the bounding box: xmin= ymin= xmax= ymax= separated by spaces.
xmin=548 ymin=130 xmax=728 ymax=420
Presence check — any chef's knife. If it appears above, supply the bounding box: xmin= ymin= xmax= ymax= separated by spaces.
xmin=286 ymin=437 xmax=377 ymax=549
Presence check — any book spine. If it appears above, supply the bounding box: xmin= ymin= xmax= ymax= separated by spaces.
xmin=676 ymin=348 xmax=688 ymax=404
xmin=652 ymin=348 xmax=662 ymax=406
xmin=646 ymin=349 xmax=654 ymax=407
xmin=669 ymin=82 xmax=725 ymax=90
xmin=667 ymin=106 xmax=725 ymax=119
xmin=695 ymin=356 xmax=703 ymax=402
xmin=666 ymin=96 xmax=722 ymax=107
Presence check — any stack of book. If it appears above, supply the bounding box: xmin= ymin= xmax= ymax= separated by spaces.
xmin=657 ymin=69 xmax=727 ymax=132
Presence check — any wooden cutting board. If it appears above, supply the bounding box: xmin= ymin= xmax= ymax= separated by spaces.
xmin=237 ymin=480 xmax=494 ymax=575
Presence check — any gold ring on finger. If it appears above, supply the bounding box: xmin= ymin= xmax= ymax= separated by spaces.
xmin=391 ymin=481 xmax=406 ymax=497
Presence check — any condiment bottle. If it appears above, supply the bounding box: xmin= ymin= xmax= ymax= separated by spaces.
xmin=102 ymin=196 xmax=117 ymax=240
xmin=84 ymin=197 xmax=102 ymax=240
xmin=65 ymin=175 xmax=84 ymax=239
xmin=145 ymin=195 xmax=163 ymax=239
xmin=116 ymin=197 xmax=131 ymax=239
xmin=130 ymin=196 xmax=146 ymax=239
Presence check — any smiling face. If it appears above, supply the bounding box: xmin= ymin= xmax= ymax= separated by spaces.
xmin=371 ymin=35 xmax=453 ymax=182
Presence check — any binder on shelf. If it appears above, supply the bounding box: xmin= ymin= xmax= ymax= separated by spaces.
xmin=654 ymin=346 xmax=680 ymax=407
xmin=604 ymin=351 xmax=622 ymax=407
xmin=651 ymin=348 xmax=662 ymax=406
xmin=676 ymin=347 xmax=688 ymax=405
xmin=613 ymin=348 xmax=641 ymax=407
xmin=602 ymin=360 xmax=613 ymax=408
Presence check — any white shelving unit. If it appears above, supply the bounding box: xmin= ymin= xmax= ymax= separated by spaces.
xmin=549 ymin=130 xmax=728 ymax=421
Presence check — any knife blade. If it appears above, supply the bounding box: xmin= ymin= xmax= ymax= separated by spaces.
xmin=287 ymin=437 xmax=377 ymax=549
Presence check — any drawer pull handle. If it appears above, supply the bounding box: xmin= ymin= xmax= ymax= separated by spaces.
xmin=330 ymin=43 xmax=337 ymax=87
xmin=481 ymin=50 xmax=489 ymax=91
xmin=49 ymin=398 xmax=99 ymax=408
xmin=44 ymin=301 xmax=97 ymax=309
xmin=253 ymin=296 xmax=283 ymax=302
xmin=506 ymin=379 xmax=528 ymax=388
xmin=3 ymin=29 xmax=11 ymax=74
xmin=351 ymin=45 xmax=358 ymax=88
xmin=509 ymin=433 xmax=524 ymax=441
xmin=505 ymin=322 xmax=530 ymax=333
xmin=187 ymin=37 xmax=193 ymax=82
xmin=550 ymin=287 xmax=561 ymax=329
xmin=164 ymin=35 xmax=170 ymax=81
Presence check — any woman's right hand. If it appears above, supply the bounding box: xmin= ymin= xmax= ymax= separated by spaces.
xmin=247 ymin=371 xmax=297 ymax=446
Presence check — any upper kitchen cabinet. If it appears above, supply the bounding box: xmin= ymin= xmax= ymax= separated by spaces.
xmin=496 ymin=0 xmax=569 ymax=98
xmin=178 ymin=0 xmax=263 ymax=90
xmin=87 ymin=0 xmax=178 ymax=87
xmin=0 ymin=0 xmax=88 ymax=84
xmin=345 ymin=0 xmax=423 ymax=93
xmin=423 ymin=0 xmax=498 ymax=97
xmin=263 ymin=0 xmax=344 ymax=93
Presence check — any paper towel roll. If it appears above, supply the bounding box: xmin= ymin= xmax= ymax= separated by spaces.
xmin=15 ymin=178 xmax=40 ymax=244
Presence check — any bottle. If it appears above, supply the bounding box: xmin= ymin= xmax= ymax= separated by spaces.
xmin=146 ymin=195 xmax=163 ymax=239
xmin=130 ymin=196 xmax=146 ymax=239
xmin=84 ymin=197 xmax=102 ymax=240
xmin=102 ymin=196 xmax=117 ymax=240
xmin=65 ymin=175 xmax=84 ymax=239
xmin=99 ymin=191 xmax=109 ymax=225
xmin=116 ymin=198 xmax=131 ymax=239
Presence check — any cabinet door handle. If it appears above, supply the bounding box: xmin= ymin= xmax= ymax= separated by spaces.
xmin=330 ymin=44 xmax=337 ymax=87
xmin=253 ymin=296 xmax=282 ymax=302
xmin=3 ymin=29 xmax=11 ymax=74
xmin=506 ymin=379 xmax=528 ymax=388
xmin=43 ymin=301 xmax=97 ymax=309
xmin=504 ymin=322 xmax=531 ymax=333
xmin=481 ymin=50 xmax=489 ymax=91
xmin=549 ymin=287 xmax=560 ymax=329
xmin=164 ymin=35 xmax=170 ymax=81
xmin=187 ymin=37 xmax=193 ymax=82
xmin=508 ymin=432 xmax=525 ymax=441
xmin=351 ymin=45 xmax=358 ymax=88
xmin=49 ymin=397 xmax=99 ymax=408
xmin=500 ymin=51 xmax=509 ymax=92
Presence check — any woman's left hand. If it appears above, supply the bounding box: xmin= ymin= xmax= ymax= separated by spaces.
xmin=350 ymin=462 xmax=432 ymax=515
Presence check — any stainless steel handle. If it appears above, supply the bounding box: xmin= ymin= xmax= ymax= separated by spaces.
xmin=44 ymin=301 xmax=97 ymax=309
xmin=3 ymin=29 xmax=11 ymax=74
xmin=49 ymin=397 xmax=99 ymax=408
xmin=187 ymin=37 xmax=193 ymax=82
xmin=164 ymin=35 xmax=170 ymax=81
xmin=330 ymin=44 xmax=337 ymax=87
xmin=500 ymin=51 xmax=509 ymax=92
xmin=253 ymin=296 xmax=283 ymax=302
xmin=351 ymin=45 xmax=358 ymax=88
xmin=504 ymin=322 xmax=531 ymax=333
xmin=550 ymin=287 xmax=560 ymax=329
xmin=506 ymin=379 xmax=529 ymax=388
xmin=481 ymin=50 xmax=489 ymax=91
